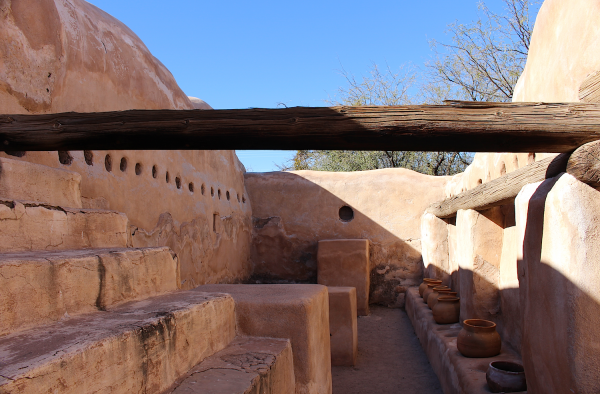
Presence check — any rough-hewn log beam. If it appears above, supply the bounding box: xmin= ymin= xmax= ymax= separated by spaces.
xmin=579 ymin=71 xmax=600 ymax=103
xmin=566 ymin=140 xmax=600 ymax=189
xmin=3 ymin=102 xmax=600 ymax=151
xmin=427 ymin=154 xmax=570 ymax=218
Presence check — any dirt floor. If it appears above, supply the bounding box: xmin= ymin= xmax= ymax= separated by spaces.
xmin=332 ymin=306 xmax=443 ymax=394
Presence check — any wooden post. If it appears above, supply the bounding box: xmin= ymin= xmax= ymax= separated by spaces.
xmin=566 ymin=140 xmax=600 ymax=189
xmin=427 ymin=154 xmax=570 ymax=218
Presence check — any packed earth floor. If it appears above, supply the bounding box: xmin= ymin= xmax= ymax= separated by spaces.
xmin=332 ymin=306 xmax=442 ymax=394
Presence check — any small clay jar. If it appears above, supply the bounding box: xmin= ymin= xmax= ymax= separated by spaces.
xmin=419 ymin=279 xmax=442 ymax=298
xmin=432 ymin=296 xmax=460 ymax=324
xmin=486 ymin=361 xmax=527 ymax=393
xmin=457 ymin=319 xmax=501 ymax=358
xmin=423 ymin=283 xmax=448 ymax=304
xmin=427 ymin=287 xmax=454 ymax=310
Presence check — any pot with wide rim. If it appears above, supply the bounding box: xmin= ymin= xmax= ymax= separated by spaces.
xmin=419 ymin=279 xmax=442 ymax=297
xmin=457 ymin=319 xmax=501 ymax=358
xmin=427 ymin=287 xmax=455 ymax=310
xmin=486 ymin=361 xmax=526 ymax=393
xmin=423 ymin=283 xmax=448 ymax=304
xmin=432 ymin=296 xmax=460 ymax=324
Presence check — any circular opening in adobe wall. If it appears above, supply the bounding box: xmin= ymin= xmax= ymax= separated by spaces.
xmin=339 ymin=205 xmax=354 ymax=222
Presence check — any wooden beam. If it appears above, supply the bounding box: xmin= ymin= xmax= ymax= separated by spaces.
xmin=3 ymin=102 xmax=600 ymax=151
xmin=566 ymin=140 xmax=600 ymax=189
xmin=427 ymin=154 xmax=570 ymax=218
xmin=579 ymin=71 xmax=600 ymax=103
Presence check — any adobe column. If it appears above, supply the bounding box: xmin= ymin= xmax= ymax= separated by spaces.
xmin=317 ymin=239 xmax=370 ymax=316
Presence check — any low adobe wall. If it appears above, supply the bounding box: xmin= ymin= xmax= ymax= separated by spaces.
xmin=245 ymin=168 xmax=449 ymax=307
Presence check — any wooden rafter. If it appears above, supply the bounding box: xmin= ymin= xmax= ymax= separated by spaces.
xmin=2 ymin=101 xmax=600 ymax=151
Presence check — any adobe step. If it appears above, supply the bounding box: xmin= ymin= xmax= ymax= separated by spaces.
xmin=167 ymin=336 xmax=295 ymax=394
xmin=0 ymin=198 xmax=128 ymax=252
xmin=0 ymin=247 xmax=179 ymax=336
xmin=0 ymin=290 xmax=236 ymax=394
xmin=0 ymin=157 xmax=82 ymax=208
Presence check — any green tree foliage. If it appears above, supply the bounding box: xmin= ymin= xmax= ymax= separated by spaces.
xmin=286 ymin=0 xmax=538 ymax=175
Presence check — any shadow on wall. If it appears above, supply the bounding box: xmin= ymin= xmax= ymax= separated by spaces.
xmin=245 ymin=169 xmax=450 ymax=308
xmin=517 ymin=174 xmax=600 ymax=394
xmin=426 ymin=174 xmax=600 ymax=394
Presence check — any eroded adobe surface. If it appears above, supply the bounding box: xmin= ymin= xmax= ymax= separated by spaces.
xmin=246 ymin=168 xmax=449 ymax=307
xmin=0 ymin=0 xmax=252 ymax=287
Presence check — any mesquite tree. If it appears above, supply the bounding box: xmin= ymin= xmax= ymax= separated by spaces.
xmin=286 ymin=0 xmax=539 ymax=175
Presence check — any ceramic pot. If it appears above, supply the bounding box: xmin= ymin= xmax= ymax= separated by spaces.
xmin=486 ymin=361 xmax=527 ymax=393
xmin=427 ymin=287 xmax=454 ymax=310
xmin=457 ymin=319 xmax=501 ymax=358
xmin=419 ymin=279 xmax=442 ymax=298
xmin=432 ymin=296 xmax=460 ymax=324
xmin=423 ymin=283 xmax=448 ymax=304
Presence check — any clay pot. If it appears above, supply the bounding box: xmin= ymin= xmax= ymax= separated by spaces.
xmin=423 ymin=283 xmax=448 ymax=304
xmin=486 ymin=361 xmax=527 ymax=393
xmin=427 ymin=287 xmax=454 ymax=310
xmin=432 ymin=296 xmax=460 ymax=324
xmin=419 ymin=279 xmax=442 ymax=298
xmin=457 ymin=319 xmax=501 ymax=358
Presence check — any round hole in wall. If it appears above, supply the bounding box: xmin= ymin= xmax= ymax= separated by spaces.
xmin=477 ymin=179 xmax=482 ymax=185
xmin=166 ymin=171 xmax=170 ymax=183
xmin=105 ymin=154 xmax=112 ymax=172
xmin=201 ymin=184 xmax=206 ymax=195
xmin=152 ymin=165 xmax=158 ymax=179
xmin=58 ymin=151 xmax=73 ymax=165
xmin=211 ymin=187 xmax=214 ymax=197
xmin=135 ymin=163 xmax=142 ymax=175
xmin=339 ymin=205 xmax=354 ymax=222
xmin=84 ymin=150 xmax=93 ymax=166
xmin=218 ymin=189 xmax=221 ymax=199
xmin=226 ymin=191 xmax=230 ymax=201
xmin=189 ymin=182 xmax=194 ymax=193
xmin=120 ymin=157 xmax=128 ymax=172
xmin=175 ymin=177 xmax=181 ymax=189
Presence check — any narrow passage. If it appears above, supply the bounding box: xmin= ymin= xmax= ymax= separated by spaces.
xmin=332 ymin=306 xmax=442 ymax=394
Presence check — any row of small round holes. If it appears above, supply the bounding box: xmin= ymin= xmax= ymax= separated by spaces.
xmin=57 ymin=151 xmax=246 ymax=203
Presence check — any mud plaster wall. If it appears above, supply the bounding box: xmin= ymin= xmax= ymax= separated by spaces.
xmin=245 ymin=169 xmax=449 ymax=308
xmin=0 ymin=0 xmax=253 ymax=287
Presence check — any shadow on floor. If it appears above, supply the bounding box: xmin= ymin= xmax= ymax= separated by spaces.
xmin=332 ymin=305 xmax=442 ymax=394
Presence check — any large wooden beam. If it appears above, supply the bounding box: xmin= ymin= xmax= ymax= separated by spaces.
xmin=566 ymin=140 xmax=600 ymax=189
xmin=427 ymin=154 xmax=570 ymax=218
xmin=3 ymin=102 xmax=600 ymax=151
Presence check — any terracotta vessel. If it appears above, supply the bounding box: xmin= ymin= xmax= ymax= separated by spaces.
xmin=432 ymin=296 xmax=460 ymax=324
xmin=486 ymin=361 xmax=527 ymax=393
xmin=423 ymin=283 xmax=448 ymax=304
xmin=419 ymin=279 xmax=442 ymax=298
xmin=457 ymin=319 xmax=501 ymax=358
xmin=427 ymin=287 xmax=455 ymax=310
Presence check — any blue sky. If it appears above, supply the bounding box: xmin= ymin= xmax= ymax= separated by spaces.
xmin=87 ymin=0 xmax=528 ymax=171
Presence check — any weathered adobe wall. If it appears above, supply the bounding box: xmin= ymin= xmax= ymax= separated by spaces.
xmin=245 ymin=169 xmax=449 ymax=308
xmin=516 ymin=174 xmax=600 ymax=394
xmin=0 ymin=0 xmax=252 ymax=288
xmin=513 ymin=0 xmax=600 ymax=103
xmin=423 ymin=0 xmax=600 ymax=382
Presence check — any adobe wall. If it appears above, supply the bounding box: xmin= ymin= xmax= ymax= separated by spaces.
xmin=422 ymin=1 xmax=600 ymax=389
xmin=0 ymin=0 xmax=252 ymax=287
xmin=245 ymin=169 xmax=450 ymax=308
